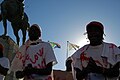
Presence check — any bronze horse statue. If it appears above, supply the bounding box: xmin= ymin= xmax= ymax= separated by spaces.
xmin=0 ymin=0 xmax=30 ymax=46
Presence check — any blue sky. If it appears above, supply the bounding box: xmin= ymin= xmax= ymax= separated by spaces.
xmin=0 ymin=0 xmax=120 ymax=70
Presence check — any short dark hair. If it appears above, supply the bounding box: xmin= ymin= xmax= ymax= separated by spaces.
xmin=28 ymin=24 xmax=41 ymax=41
xmin=86 ymin=21 xmax=104 ymax=34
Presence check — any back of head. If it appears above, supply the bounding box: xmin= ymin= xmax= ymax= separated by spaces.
xmin=66 ymin=57 xmax=72 ymax=72
xmin=86 ymin=21 xmax=104 ymax=34
xmin=28 ymin=24 xmax=41 ymax=41
xmin=118 ymin=46 xmax=120 ymax=49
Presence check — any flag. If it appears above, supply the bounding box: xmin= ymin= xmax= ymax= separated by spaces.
xmin=68 ymin=41 xmax=79 ymax=51
xmin=48 ymin=41 xmax=61 ymax=49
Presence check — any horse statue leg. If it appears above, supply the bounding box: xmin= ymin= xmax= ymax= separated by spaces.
xmin=14 ymin=31 xmax=20 ymax=46
xmin=11 ymin=23 xmax=20 ymax=46
xmin=0 ymin=2 xmax=7 ymax=36
xmin=0 ymin=14 xmax=7 ymax=36
xmin=0 ymin=14 xmax=6 ymax=36
xmin=21 ymin=13 xmax=30 ymax=45
xmin=21 ymin=29 xmax=26 ymax=45
xmin=14 ymin=30 xmax=20 ymax=46
xmin=2 ymin=19 xmax=7 ymax=36
xmin=21 ymin=21 xmax=30 ymax=45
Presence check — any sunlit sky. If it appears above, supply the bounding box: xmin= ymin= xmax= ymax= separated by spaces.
xmin=0 ymin=0 xmax=120 ymax=70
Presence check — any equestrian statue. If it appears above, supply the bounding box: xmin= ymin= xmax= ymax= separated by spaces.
xmin=0 ymin=0 xmax=30 ymax=46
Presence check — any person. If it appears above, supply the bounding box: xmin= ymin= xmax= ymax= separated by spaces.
xmin=0 ymin=43 xmax=10 ymax=80
xmin=71 ymin=21 xmax=120 ymax=80
xmin=10 ymin=24 xmax=57 ymax=80
xmin=66 ymin=57 xmax=72 ymax=72
xmin=118 ymin=46 xmax=120 ymax=49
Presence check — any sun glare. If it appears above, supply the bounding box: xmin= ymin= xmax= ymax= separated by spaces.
xmin=77 ymin=38 xmax=89 ymax=47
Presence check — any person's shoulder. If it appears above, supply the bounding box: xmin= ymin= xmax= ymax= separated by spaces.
xmin=40 ymin=41 xmax=51 ymax=46
xmin=73 ymin=44 xmax=89 ymax=54
xmin=3 ymin=56 xmax=9 ymax=59
xmin=103 ymin=42 xmax=117 ymax=47
xmin=40 ymin=40 xmax=48 ymax=44
xmin=71 ymin=44 xmax=89 ymax=58
xmin=0 ymin=57 xmax=9 ymax=61
xmin=78 ymin=44 xmax=89 ymax=52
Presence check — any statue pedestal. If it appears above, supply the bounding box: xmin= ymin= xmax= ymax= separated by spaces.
xmin=53 ymin=70 xmax=73 ymax=80
xmin=0 ymin=36 xmax=19 ymax=80
xmin=0 ymin=36 xmax=18 ymax=63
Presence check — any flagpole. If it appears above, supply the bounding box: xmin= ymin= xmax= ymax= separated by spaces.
xmin=66 ymin=41 xmax=69 ymax=59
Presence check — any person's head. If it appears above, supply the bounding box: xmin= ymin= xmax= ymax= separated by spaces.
xmin=118 ymin=46 xmax=120 ymax=49
xmin=86 ymin=21 xmax=104 ymax=46
xmin=0 ymin=43 xmax=4 ymax=57
xmin=65 ymin=57 xmax=72 ymax=72
xmin=28 ymin=24 xmax=41 ymax=41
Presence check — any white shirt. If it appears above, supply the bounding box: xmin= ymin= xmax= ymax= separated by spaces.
xmin=0 ymin=57 xmax=10 ymax=80
xmin=71 ymin=42 xmax=120 ymax=80
xmin=11 ymin=39 xmax=57 ymax=80
xmin=25 ymin=41 xmax=57 ymax=80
